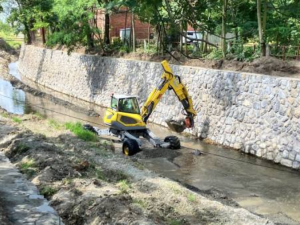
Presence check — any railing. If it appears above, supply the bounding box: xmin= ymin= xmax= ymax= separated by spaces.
xmin=269 ymin=45 xmax=300 ymax=61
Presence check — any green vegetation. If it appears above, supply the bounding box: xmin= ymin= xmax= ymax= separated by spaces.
xmin=187 ymin=193 xmax=196 ymax=202
xmin=16 ymin=143 xmax=30 ymax=153
xmin=62 ymin=178 xmax=73 ymax=185
xmin=168 ymin=219 xmax=182 ymax=225
xmin=94 ymin=168 xmax=106 ymax=180
xmin=0 ymin=112 xmax=9 ymax=118
xmin=0 ymin=21 xmax=23 ymax=49
xmin=19 ymin=159 xmax=37 ymax=177
xmin=117 ymin=179 xmax=131 ymax=194
xmin=11 ymin=117 xmax=22 ymax=124
xmin=40 ymin=186 xmax=58 ymax=198
xmin=168 ymin=184 xmax=182 ymax=195
xmin=1 ymin=0 xmax=300 ymax=60
xmin=65 ymin=122 xmax=98 ymax=142
xmin=48 ymin=119 xmax=61 ymax=130
xmin=132 ymin=199 xmax=147 ymax=208
xmin=34 ymin=112 xmax=44 ymax=120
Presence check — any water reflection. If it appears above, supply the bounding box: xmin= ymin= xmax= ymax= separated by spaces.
xmin=9 ymin=62 xmax=21 ymax=80
xmin=0 ymin=78 xmax=25 ymax=115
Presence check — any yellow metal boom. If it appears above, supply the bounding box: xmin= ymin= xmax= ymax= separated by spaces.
xmin=141 ymin=60 xmax=197 ymax=131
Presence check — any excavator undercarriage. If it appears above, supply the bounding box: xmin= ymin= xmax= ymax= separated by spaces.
xmin=84 ymin=60 xmax=197 ymax=156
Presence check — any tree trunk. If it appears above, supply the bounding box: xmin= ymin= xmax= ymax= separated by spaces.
xmin=24 ymin=23 xmax=32 ymax=44
xmin=179 ymin=22 xmax=183 ymax=52
xmin=131 ymin=12 xmax=136 ymax=52
xmin=221 ymin=0 xmax=228 ymax=59
xmin=262 ymin=0 xmax=267 ymax=56
xmin=41 ymin=28 xmax=46 ymax=44
xmin=104 ymin=13 xmax=110 ymax=44
xmin=257 ymin=0 xmax=266 ymax=56
xmin=41 ymin=17 xmax=46 ymax=44
xmin=201 ymin=31 xmax=205 ymax=52
xmin=148 ymin=19 xmax=151 ymax=49
xmin=124 ymin=10 xmax=128 ymax=44
xmin=204 ymin=33 xmax=208 ymax=53
xmin=156 ymin=25 xmax=160 ymax=53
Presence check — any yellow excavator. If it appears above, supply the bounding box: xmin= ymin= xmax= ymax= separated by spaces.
xmin=85 ymin=60 xmax=197 ymax=156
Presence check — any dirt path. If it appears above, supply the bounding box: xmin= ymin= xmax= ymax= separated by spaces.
xmin=0 ymin=108 xmax=275 ymax=225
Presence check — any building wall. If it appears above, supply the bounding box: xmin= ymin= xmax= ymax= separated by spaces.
xmin=96 ymin=9 xmax=154 ymax=40
xmin=19 ymin=45 xmax=300 ymax=170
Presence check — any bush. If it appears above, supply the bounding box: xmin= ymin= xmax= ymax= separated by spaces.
xmin=206 ymin=48 xmax=223 ymax=60
xmin=12 ymin=117 xmax=22 ymax=124
xmin=40 ymin=186 xmax=58 ymax=198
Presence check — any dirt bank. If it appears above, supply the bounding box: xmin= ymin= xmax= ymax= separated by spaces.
xmin=0 ymin=108 xmax=274 ymax=225
xmin=110 ymin=51 xmax=300 ymax=78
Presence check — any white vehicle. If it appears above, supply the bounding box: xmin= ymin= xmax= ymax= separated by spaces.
xmin=183 ymin=31 xmax=202 ymax=44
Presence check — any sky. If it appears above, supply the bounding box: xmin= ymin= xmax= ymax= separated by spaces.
xmin=0 ymin=1 xmax=17 ymax=23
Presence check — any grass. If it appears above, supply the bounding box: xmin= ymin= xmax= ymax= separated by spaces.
xmin=0 ymin=23 xmax=23 ymax=49
xmin=132 ymin=199 xmax=147 ymax=208
xmin=11 ymin=117 xmax=22 ymax=124
xmin=40 ymin=186 xmax=58 ymax=198
xmin=48 ymin=119 xmax=61 ymax=130
xmin=95 ymin=148 xmax=109 ymax=157
xmin=168 ymin=184 xmax=182 ymax=195
xmin=34 ymin=112 xmax=44 ymax=120
xmin=65 ymin=122 xmax=98 ymax=142
xmin=16 ymin=143 xmax=30 ymax=153
xmin=0 ymin=112 xmax=9 ymax=118
xmin=19 ymin=159 xmax=37 ymax=178
xmin=117 ymin=179 xmax=131 ymax=194
xmin=62 ymin=178 xmax=73 ymax=185
xmin=168 ymin=219 xmax=182 ymax=225
xmin=187 ymin=193 xmax=196 ymax=202
xmin=95 ymin=168 xmax=106 ymax=180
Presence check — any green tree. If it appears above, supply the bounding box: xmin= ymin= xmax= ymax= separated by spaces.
xmin=2 ymin=0 xmax=53 ymax=44
xmin=47 ymin=0 xmax=99 ymax=51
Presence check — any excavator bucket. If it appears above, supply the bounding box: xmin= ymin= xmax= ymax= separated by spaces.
xmin=166 ymin=119 xmax=186 ymax=133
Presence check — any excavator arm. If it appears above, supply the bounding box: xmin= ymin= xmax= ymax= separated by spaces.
xmin=141 ymin=60 xmax=197 ymax=133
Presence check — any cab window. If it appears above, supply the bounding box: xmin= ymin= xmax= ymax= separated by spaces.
xmin=111 ymin=97 xmax=118 ymax=110
xmin=118 ymin=98 xmax=140 ymax=114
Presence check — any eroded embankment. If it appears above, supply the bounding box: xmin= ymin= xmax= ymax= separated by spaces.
xmin=0 ymin=108 xmax=274 ymax=225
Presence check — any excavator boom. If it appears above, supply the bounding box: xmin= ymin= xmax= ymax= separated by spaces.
xmin=141 ymin=60 xmax=197 ymax=133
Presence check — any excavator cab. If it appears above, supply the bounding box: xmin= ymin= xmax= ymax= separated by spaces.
xmin=104 ymin=94 xmax=146 ymax=131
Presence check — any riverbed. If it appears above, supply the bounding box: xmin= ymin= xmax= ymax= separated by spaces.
xmin=1 ymin=62 xmax=300 ymax=225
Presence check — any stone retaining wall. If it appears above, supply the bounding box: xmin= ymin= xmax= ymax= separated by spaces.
xmin=19 ymin=45 xmax=300 ymax=169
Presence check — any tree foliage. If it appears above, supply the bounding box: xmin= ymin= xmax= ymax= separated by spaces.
xmin=1 ymin=0 xmax=300 ymax=59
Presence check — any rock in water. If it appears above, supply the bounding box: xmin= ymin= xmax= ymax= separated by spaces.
xmin=192 ymin=150 xmax=202 ymax=156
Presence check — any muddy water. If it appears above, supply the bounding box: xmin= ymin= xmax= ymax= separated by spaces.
xmin=2 ymin=62 xmax=300 ymax=225
xmin=145 ymin=125 xmax=300 ymax=224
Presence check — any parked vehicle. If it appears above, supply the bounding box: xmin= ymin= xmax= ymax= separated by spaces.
xmin=183 ymin=31 xmax=202 ymax=44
